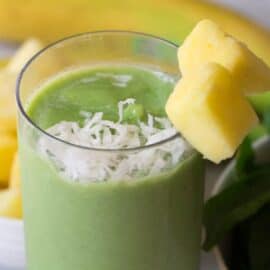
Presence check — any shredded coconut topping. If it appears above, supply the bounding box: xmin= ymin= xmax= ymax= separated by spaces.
xmin=37 ymin=99 xmax=191 ymax=183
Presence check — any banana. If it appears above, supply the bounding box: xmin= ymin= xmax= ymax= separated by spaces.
xmin=0 ymin=0 xmax=269 ymax=65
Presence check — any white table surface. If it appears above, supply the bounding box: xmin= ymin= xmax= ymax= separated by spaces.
xmin=0 ymin=1 xmax=269 ymax=269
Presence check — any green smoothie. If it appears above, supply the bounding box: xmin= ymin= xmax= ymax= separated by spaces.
xmin=27 ymin=65 xmax=175 ymax=128
xmin=20 ymin=65 xmax=204 ymax=270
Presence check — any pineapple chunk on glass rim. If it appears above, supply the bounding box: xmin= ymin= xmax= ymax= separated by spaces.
xmin=178 ymin=19 xmax=270 ymax=94
xmin=166 ymin=62 xmax=258 ymax=164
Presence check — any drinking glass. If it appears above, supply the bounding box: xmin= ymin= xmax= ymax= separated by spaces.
xmin=16 ymin=31 xmax=205 ymax=270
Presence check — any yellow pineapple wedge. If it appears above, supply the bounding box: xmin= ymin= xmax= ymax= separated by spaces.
xmin=0 ymin=39 xmax=44 ymax=133
xmin=0 ymin=188 xmax=22 ymax=219
xmin=0 ymin=153 xmax=22 ymax=219
xmin=0 ymin=70 xmax=17 ymax=133
xmin=166 ymin=63 xmax=258 ymax=163
xmin=10 ymin=152 xmax=20 ymax=189
xmin=178 ymin=19 xmax=270 ymax=94
xmin=0 ymin=132 xmax=17 ymax=186
xmin=7 ymin=38 xmax=44 ymax=73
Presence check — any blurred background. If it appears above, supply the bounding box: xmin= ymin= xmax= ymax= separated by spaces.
xmin=0 ymin=1 xmax=269 ymax=270
xmin=211 ymin=0 xmax=270 ymax=27
xmin=0 ymin=0 xmax=270 ymax=58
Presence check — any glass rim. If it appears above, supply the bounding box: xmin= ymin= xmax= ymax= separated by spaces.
xmin=16 ymin=30 xmax=182 ymax=152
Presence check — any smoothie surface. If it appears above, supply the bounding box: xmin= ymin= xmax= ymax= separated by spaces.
xmin=27 ymin=65 xmax=177 ymax=129
xmin=25 ymin=64 xmax=193 ymax=182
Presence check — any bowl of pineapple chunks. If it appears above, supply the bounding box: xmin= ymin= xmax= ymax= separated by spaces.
xmin=0 ymin=39 xmax=47 ymax=268
xmin=0 ymin=39 xmax=46 ymax=220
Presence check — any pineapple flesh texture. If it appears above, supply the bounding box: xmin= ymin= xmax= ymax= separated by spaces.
xmin=10 ymin=152 xmax=20 ymax=189
xmin=166 ymin=63 xmax=258 ymax=163
xmin=0 ymin=188 xmax=22 ymax=219
xmin=178 ymin=19 xmax=270 ymax=94
xmin=0 ymin=70 xmax=17 ymax=133
xmin=7 ymin=38 xmax=44 ymax=73
xmin=0 ymin=132 xmax=17 ymax=185
xmin=0 ymin=39 xmax=45 ymax=133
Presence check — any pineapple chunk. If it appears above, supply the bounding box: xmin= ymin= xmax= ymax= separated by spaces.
xmin=166 ymin=63 xmax=258 ymax=163
xmin=178 ymin=19 xmax=270 ymax=94
xmin=10 ymin=152 xmax=20 ymax=189
xmin=0 ymin=132 xmax=17 ymax=185
xmin=7 ymin=38 xmax=44 ymax=73
xmin=0 ymin=188 xmax=22 ymax=219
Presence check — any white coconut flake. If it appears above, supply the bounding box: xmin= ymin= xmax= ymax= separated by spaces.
xmin=96 ymin=72 xmax=133 ymax=88
xmin=80 ymin=77 xmax=98 ymax=84
xmin=153 ymin=71 xmax=177 ymax=84
xmin=118 ymin=98 xmax=135 ymax=123
xmin=37 ymin=99 xmax=191 ymax=183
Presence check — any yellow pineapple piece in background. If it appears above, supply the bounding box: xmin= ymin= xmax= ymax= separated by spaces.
xmin=0 ymin=152 xmax=22 ymax=219
xmin=178 ymin=19 xmax=270 ymax=94
xmin=0 ymin=188 xmax=22 ymax=219
xmin=166 ymin=63 xmax=258 ymax=164
xmin=0 ymin=39 xmax=44 ymax=134
xmin=0 ymin=70 xmax=17 ymax=133
xmin=10 ymin=152 xmax=20 ymax=189
xmin=0 ymin=132 xmax=17 ymax=186
xmin=7 ymin=38 xmax=44 ymax=73
xmin=7 ymin=38 xmax=62 ymax=94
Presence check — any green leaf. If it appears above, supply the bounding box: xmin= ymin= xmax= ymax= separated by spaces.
xmin=249 ymin=204 xmax=270 ymax=270
xmin=247 ymin=124 xmax=268 ymax=142
xmin=248 ymin=93 xmax=270 ymax=117
xmin=235 ymin=137 xmax=255 ymax=178
xmin=230 ymin=222 xmax=251 ymax=270
xmin=203 ymin=169 xmax=270 ymax=251
xmin=262 ymin=110 xmax=270 ymax=133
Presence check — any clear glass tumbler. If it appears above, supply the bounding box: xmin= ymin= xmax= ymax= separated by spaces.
xmin=16 ymin=32 xmax=205 ymax=270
